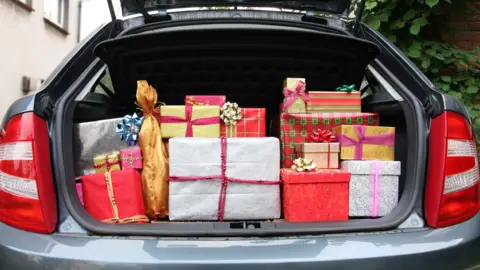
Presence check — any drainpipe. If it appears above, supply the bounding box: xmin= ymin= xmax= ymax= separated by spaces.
xmin=77 ymin=0 xmax=82 ymax=43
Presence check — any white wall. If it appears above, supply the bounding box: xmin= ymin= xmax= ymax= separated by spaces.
xmin=0 ymin=0 xmax=79 ymax=119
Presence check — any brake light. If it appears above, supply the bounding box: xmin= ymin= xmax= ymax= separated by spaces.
xmin=425 ymin=112 xmax=479 ymax=228
xmin=0 ymin=113 xmax=57 ymax=233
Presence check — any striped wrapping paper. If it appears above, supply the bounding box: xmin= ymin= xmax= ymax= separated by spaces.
xmin=307 ymin=91 xmax=361 ymax=113
xmin=279 ymin=112 xmax=379 ymax=168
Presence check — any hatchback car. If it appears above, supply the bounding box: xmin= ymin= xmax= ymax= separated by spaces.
xmin=0 ymin=0 xmax=479 ymax=269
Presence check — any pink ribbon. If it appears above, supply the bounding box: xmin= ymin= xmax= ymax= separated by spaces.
xmin=282 ymin=81 xmax=310 ymax=110
xmin=371 ymin=160 xmax=381 ymax=217
xmin=337 ymin=125 xmax=395 ymax=160
xmin=169 ymin=137 xmax=280 ymax=222
xmin=159 ymin=104 xmax=220 ymax=137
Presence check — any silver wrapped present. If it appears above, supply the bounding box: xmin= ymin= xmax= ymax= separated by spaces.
xmin=73 ymin=118 xmax=134 ymax=176
xmin=169 ymin=137 xmax=281 ymax=221
xmin=341 ymin=160 xmax=401 ymax=217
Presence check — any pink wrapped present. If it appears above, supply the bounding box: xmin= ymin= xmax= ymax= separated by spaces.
xmin=120 ymin=147 xmax=143 ymax=170
xmin=76 ymin=180 xmax=84 ymax=205
xmin=185 ymin=95 xmax=226 ymax=107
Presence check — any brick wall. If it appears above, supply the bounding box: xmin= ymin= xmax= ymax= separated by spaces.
xmin=448 ymin=1 xmax=480 ymax=50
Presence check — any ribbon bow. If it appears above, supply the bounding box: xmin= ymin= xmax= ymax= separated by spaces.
xmin=291 ymin=158 xmax=317 ymax=172
xmin=336 ymin=84 xmax=357 ymax=93
xmin=282 ymin=80 xmax=310 ymax=110
xmin=308 ymin=129 xmax=337 ymax=143
xmin=116 ymin=113 xmax=144 ymax=146
xmin=220 ymin=102 xmax=242 ymax=126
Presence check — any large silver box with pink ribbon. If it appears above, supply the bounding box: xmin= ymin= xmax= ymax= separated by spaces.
xmin=341 ymin=160 xmax=401 ymax=217
xmin=168 ymin=137 xmax=281 ymax=221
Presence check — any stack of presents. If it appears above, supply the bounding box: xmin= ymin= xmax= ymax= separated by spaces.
xmin=74 ymin=78 xmax=400 ymax=223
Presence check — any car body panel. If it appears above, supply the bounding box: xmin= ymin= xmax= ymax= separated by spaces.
xmin=1 ymin=214 xmax=479 ymax=269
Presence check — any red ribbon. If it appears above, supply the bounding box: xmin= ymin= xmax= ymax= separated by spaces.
xmin=159 ymin=104 xmax=220 ymax=137
xmin=94 ymin=153 xmax=120 ymax=171
xmin=282 ymin=81 xmax=310 ymax=111
xmin=169 ymin=137 xmax=280 ymax=221
xmin=337 ymin=125 xmax=395 ymax=160
xmin=307 ymin=129 xmax=337 ymax=168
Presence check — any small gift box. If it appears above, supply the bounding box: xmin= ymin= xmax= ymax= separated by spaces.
xmin=220 ymin=104 xmax=266 ymax=137
xmin=341 ymin=160 xmax=400 ymax=217
xmin=333 ymin=125 xmax=395 ymax=161
xmin=306 ymin=85 xmax=361 ymax=113
xmin=93 ymin=152 xmax=121 ymax=173
xmin=82 ymin=170 xmax=149 ymax=223
xmin=281 ymin=167 xmax=350 ymax=221
xmin=159 ymin=105 xmax=220 ymax=138
xmin=279 ymin=112 xmax=380 ymax=168
xmin=296 ymin=129 xmax=339 ymax=169
xmin=282 ymin=78 xmax=309 ymax=113
xmin=120 ymin=147 xmax=143 ymax=170
xmin=185 ymin=95 xmax=226 ymax=107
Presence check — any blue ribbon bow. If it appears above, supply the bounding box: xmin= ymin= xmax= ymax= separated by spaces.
xmin=116 ymin=113 xmax=144 ymax=146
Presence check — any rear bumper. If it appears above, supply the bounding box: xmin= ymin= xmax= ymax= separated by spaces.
xmin=1 ymin=214 xmax=480 ymax=270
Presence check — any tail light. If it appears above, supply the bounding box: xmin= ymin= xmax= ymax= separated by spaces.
xmin=425 ymin=111 xmax=479 ymax=228
xmin=0 ymin=112 xmax=57 ymax=233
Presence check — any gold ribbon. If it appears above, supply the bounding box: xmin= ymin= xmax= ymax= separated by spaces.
xmin=101 ymin=171 xmax=149 ymax=224
xmin=226 ymin=124 xmax=237 ymax=138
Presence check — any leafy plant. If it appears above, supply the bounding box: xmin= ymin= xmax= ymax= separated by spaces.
xmin=358 ymin=0 xmax=480 ymax=152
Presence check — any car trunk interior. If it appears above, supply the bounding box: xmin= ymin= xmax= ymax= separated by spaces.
xmin=61 ymin=22 xmax=422 ymax=236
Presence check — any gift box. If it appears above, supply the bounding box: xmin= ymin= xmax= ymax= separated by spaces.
xmin=341 ymin=160 xmax=400 ymax=217
xmin=333 ymin=125 xmax=395 ymax=161
xmin=279 ymin=112 xmax=379 ymax=168
xmin=120 ymin=147 xmax=142 ymax=170
xmin=82 ymin=170 xmax=149 ymax=223
xmin=221 ymin=108 xmax=266 ymax=137
xmin=93 ymin=151 xmax=121 ymax=173
xmin=185 ymin=95 xmax=226 ymax=106
xmin=73 ymin=118 xmax=135 ymax=176
xmin=281 ymin=168 xmax=350 ymax=221
xmin=159 ymin=105 xmax=220 ymax=138
xmin=306 ymin=91 xmax=361 ymax=113
xmin=296 ymin=143 xmax=340 ymax=169
xmin=282 ymin=78 xmax=309 ymax=113
xmin=169 ymin=137 xmax=281 ymax=221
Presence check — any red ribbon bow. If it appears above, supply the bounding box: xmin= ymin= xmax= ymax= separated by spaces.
xmin=307 ymin=129 xmax=337 ymax=143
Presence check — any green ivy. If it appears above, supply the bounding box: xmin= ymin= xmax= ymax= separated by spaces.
xmin=359 ymin=0 xmax=480 ymax=153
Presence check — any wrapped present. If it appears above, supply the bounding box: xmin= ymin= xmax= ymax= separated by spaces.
xmin=307 ymin=85 xmax=361 ymax=113
xmin=76 ymin=179 xmax=84 ymax=205
xmin=296 ymin=129 xmax=339 ymax=169
xmin=93 ymin=152 xmax=121 ymax=173
xmin=136 ymin=80 xmax=169 ymax=220
xmin=282 ymin=78 xmax=310 ymax=113
xmin=159 ymin=105 xmax=220 ymax=138
xmin=185 ymin=95 xmax=226 ymax=106
xmin=169 ymin=137 xmax=281 ymax=221
xmin=82 ymin=170 xmax=149 ymax=223
xmin=279 ymin=112 xmax=379 ymax=168
xmin=221 ymin=107 xmax=266 ymax=137
xmin=73 ymin=117 xmax=135 ymax=176
xmin=120 ymin=147 xmax=143 ymax=170
xmin=341 ymin=160 xmax=400 ymax=217
xmin=281 ymin=168 xmax=350 ymax=221
xmin=333 ymin=125 xmax=395 ymax=160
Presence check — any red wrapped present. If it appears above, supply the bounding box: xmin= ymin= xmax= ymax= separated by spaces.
xmin=185 ymin=95 xmax=226 ymax=107
xmin=82 ymin=170 xmax=149 ymax=223
xmin=120 ymin=147 xmax=143 ymax=170
xmin=280 ymin=112 xmax=379 ymax=168
xmin=221 ymin=108 xmax=266 ymax=137
xmin=281 ymin=168 xmax=350 ymax=221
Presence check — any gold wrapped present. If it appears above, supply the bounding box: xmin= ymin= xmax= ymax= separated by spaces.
xmin=282 ymin=78 xmax=308 ymax=113
xmin=333 ymin=125 xmax=395 ymax=161
xmin=159 ymin=105 xmax=220 ymax=138
xmin=93 ymin=151 xmax=121 ymax=173
xmin=296 ymin=142 xmax=340 ymax=169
